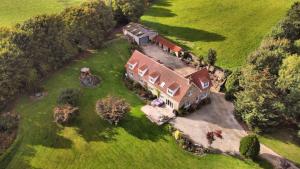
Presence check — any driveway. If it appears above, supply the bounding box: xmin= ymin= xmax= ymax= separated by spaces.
xmin=170 ymin=92 xmax=298 ymax=169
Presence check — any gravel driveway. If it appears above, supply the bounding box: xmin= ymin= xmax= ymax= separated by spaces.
xmin=170 ymin=92 xmax=298 ymax=169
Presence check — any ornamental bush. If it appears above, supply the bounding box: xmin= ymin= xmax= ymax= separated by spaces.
xmin=57 ymin=88 xmax=81 ymax=106
xmin=95 ymin=96 xmax=130 ymax=125
xmin=239 ymin=135 xmax=260 ymax=159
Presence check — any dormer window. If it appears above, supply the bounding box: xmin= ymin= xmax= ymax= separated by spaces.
xmin=149 ymin=72 xmax=159 ymax=84
xmin=201 ymin=81 xmax=209 ymax=89
xmin=128 ymin=62 xmax=137 ymax=70
xmin=138 ymin=65 xmax=148 ymax=77
xmin=167 ymin=83 xmax=180 ymax=97
xmin=160 ymin=82 xmax=165 ymax=88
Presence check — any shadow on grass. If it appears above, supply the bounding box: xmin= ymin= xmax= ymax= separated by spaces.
xmin=144 ymin=7 xmax=177 ymax=17
xmin=154 ymin=0 xmax=172 ymax=7
xmin=121 ymin=113 xmax=168 ymax=142
xmin=141 ymin=20 xmax=226 ymax=42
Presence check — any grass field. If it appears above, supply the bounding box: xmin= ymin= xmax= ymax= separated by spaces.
xmin=259 ymin=129 xmax=300 ymax=166
xmin=0 ymin=0 xmax=84 ymax=26
xmin=141 ymin=0 xmax=296 ymax=69
xmin=0 ymin=39 xmax=265 ymax=169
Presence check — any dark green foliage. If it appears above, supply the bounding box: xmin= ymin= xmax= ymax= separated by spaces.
xmin=0 ymin=1 xmax=116 ymax=110
xmin=225 ymin=69 xmax=241 ymax=101
xmin=207 ymin=48 xmax=217 ymax=65
xmin=234 ymin=67 xmax=284 ymax=131
xmin=272 ymin=2 xmax=300 ymax=41
xmin=109 ymin=0 xmax=145 ymax=23
xmin=62 ymin=1 xmax=115 ymax=50
xmin=239 ymin=135 xmax=260 ymax=159
xmin=0 ymin=112 xmax=19 ymax=132
xmin=57 ymin=88 xmax=81 ymax=106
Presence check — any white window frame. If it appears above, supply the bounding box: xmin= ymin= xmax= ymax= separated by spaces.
xmin=128 ymin=71 xmax=134 ymax=79
xmin=188 ymin=91 xmax=193 ymax=97
xmin=149 ymin=76 xmax=158 ymax=84
xmin=160 ymin=82 xmax=165 ymax=88
xmin=138 ymin=68 xmax=148 ymax=77
xmin=129 ymin=62 xmax=137 ymax=70
xmin=167 ymin=87 xmax=179 ymax=97
xmin=201 ymin=81 xmax=209 ymax=89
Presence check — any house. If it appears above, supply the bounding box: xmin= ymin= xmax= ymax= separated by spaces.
xmin=123 ymin=22 xmax=158 ymax=45
xmin=153 ymin=35 xmax=183 ymax=57
xmin=125 ymin=50 xmax=211 ymax=111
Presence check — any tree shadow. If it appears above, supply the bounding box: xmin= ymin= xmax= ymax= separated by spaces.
xmin=153 ymin=0 xmax=172 ymax=7
xmin=144 ymin=7 xmax=177 ymax=17
xmin=141 ymin=20 xmax=226 ymax=42
xmin=120 ymin=113 xmax=168 ymax=142
xmin=73 ymin=115 xmax=119 ymax=143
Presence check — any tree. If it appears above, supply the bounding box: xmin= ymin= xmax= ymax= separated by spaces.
xmin=239 ymin=135 xmax=260 ymax=159
xmin=207 ymin=48 xmax=217 ymax=65
xmin=63 ymin=1 xmax=115 ymax=50
xmin=95 ymin=95 xmax=130 ymax=125
xmin=281 ymin=2 xmax=300 ymax=40
xmin=108 ymin=0 xmax=145 ymax=23
xmin=234 ymin=66 xmax=284 ymax=131
xmin=53 ymin=105 xmax=79 ymax=125
xmin=277 ymin=55 xmax=300 ymax=121
xmin=225 ymin=69 xmax=242 ymax=101
xmin=57 ymin=88 xmax=81 ymax=106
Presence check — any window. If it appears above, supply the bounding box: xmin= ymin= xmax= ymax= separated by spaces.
xmin=184 ymin=102 xmax=191 ymax=108
xmin=138 ymin=68 xmax=148 ymax=77
xmin=201 ymin=93 xmax=208 ymax=100
xmin=128 ymin=62 xmax=137 ymax=70
xmin=201 ymin=81 xmax=209 ymax=89
xmin=128 ymin=72 xmax=134 ymax=79
xmin=149 ymin=76 xmax=158 ymax=84
xmin=188 ymin=91 xmax=192 ymax=97
xmin=167 ymin=88 xmax=174 ymax=96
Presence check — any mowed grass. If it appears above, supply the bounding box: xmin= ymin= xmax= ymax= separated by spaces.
xmin=0 ymin=39 xmax=263 ymax=169
xmin=0 ymin=0 xmax=84 ymax=26
xmin=141 ymin=0 xmax=296 ymax=69
xmin=259 ymin=129 xmax=300 ymax=166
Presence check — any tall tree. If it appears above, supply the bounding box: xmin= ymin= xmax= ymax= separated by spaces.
xmin=277 ymin=55 xmax=300 ymax=121
xmin=235 ymin=66 xmax=284 ymax=131
xmin=207 ymin=48 xmax=217 ymax=65
xmin=109 ymin=0 xmax=145 ymax=23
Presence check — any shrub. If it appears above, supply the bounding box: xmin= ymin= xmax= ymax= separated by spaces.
xmin=239 ymin=135 xmax=260 ymax=159
xmin=95 ymin=95 xmax=130 ymax=125
xmin=53 ymin=105 xmax=79 ymax=125
xmin=207 ymin=48 xmax=217 ymax=65
xmin=57 ymin=88 xmax=81 ymax=106
xmin=225 ymin=69 xmax=241 ymax=101
xmin=174 ymin=130 xmax=182 ymax=140
xmin=0 ymin=112 xmax=19 ymax=132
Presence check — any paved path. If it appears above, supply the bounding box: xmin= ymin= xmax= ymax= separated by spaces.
xmin=170 ymin=92 xmax=298 ymax=169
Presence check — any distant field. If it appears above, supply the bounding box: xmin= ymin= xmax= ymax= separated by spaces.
xmin=0 ymin=0 xmax=84 ymax=26
xmin=141 ymin=0 xmax=296 ymax=69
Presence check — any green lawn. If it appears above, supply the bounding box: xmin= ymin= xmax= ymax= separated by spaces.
xmin=259 ymin=129 xmax=300 ymax=166
xmin=141 ymin=0 xmax=295 ymax=69
xmin=0 ymin=0 xmax=84 ymax=26
xmin=0 ymin=39 xmax=264 ymax=169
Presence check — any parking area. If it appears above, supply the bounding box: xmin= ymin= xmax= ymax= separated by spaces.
xmin=169 ymin=92 xmax=298 ymax=168
xmin=142 ymin=45 xmax=197 ymax=76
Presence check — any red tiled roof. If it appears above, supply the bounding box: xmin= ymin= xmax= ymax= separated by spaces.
xmin=126 ymin=50 xmax=190 ymax=102
xmin=139 ymin=64 xmax=148 ymax=71
xmin=154 ymin=36 xmax=183 ymax=52
xmin=188 ymin=69 xmax=212 ymax=90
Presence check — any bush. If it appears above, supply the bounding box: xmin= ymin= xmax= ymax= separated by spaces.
xmin=225 ymin=69 xmax=241 ymax=101
xmin=95 ymin=95 xmax=130 ymax=125
xmin=0 ymin=112 xmax=19 ymax=132
xmin=53 ymin=105 xmax=79 ymax=125
xmin=239 ymin=135 xmax=260 ymax=159
xmin=57 ymin=88 xmax=81 ymax=106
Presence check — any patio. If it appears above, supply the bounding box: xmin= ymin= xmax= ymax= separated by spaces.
xmin=141 ymin=105 xmax=176 ymax=125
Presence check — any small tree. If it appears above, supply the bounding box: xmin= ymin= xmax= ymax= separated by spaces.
xmin=53 ymin=105 xmax=79 ymax=125
xmin=95 ymin=95 xmax=130 ymax=125
xmin=57 ymin=88 xmax=81 ymax=106
xmin=207 ymin=48 xmax=217 ymax=65
xmin=239 ymin=135 xmax=260 ymax=159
